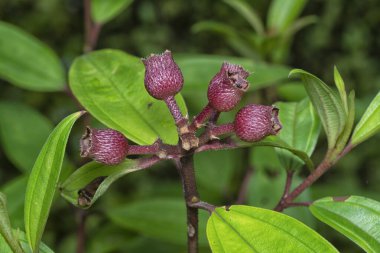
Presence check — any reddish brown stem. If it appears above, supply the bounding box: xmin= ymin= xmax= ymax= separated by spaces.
xmin=189 ymin=104 xmax=215 ymax=131
xmin=128 ymin=142 xmax=182 ymax=158
xmin=198 ymin=123 xmax=234 ymax=145
xmin=274 ymin=170 xmax=294 ymax=211
xmin=76 ymin=209 xmax=87 ymax=253
xmin=83 ymin=0 xmax=102 ymax=52
xmin=164 ymin=96 xmax=184 ymax=123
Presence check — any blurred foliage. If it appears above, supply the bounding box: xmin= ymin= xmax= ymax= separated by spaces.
xmin=0 ymin=0 xmax=379 ymax=252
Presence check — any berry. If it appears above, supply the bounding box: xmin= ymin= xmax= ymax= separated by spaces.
xmin=142 ymin=50 xmax=184 ymax=100
xmin=80 ymin=127 xmax=129 ymax=165
xmin=207 ymin=62 xmax=250 ymax=112
xmin=234 ymin=104 xmax=282 ymax=142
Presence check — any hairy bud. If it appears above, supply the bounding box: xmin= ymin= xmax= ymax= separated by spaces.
xmin=207 ymin=62 xmax=250 ymax=112
xmin=80 ymin=127 xmax=129 ymax=165
xmin=234 ymin=104 xmax=282 ymax=142
xmin=142 ymin=50 xmax=184 ymax=100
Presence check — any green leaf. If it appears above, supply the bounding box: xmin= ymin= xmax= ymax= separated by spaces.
xmin=275 ymin=98 xmax=320 ymax=171
xmin=0 ymin=230 xmax=54 ymax=253
xmin=24 ymin=111 xmax=84 ymax=252
xmin=267 ymin=0 xmax=308 ymax=33
xmin=91 ymin=0 xmax=134 ymax=24
xmin=289 ymin=69 xmax=346 ymax=150
xmin=0 ymin=102 xmax=53 ymax=172
xmin=107 ymin=198 xmax=208 ymax=246
xmin=0 ymin=193 xmax=23 ymax=253
xmin=334 ymin=66 xmax=348 ymax=113
xmin=69 ymin=49 xmax=187 ymax=145
xmin=223 ymin=0 xmax=264 ymax=35
xmin=310 ymin=196 xmax=380 ymax=253
xmin=207 ymin=205 xmax=338 ymax=253
xmin=277 ymin=82 xmax=308 ymax=101
xmin=334 ymin=91 xmax=355 ymax=153
xmin=0 ymin=21 xmax=65 ymax=91
xmin=351 ymin=91 xmax=380 ymax=146
xmin=60 ymin=159 xmax=148 ymax=208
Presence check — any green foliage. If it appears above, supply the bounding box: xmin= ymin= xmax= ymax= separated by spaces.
xmin=24 ymin=111 xmax=84 ymax=252
xmin=207 ymin=205 xmax=338 ymax=253
xmin=310 ymin=196 xmax=380 ymax=253
xmin=69 ymin=49 xmax=187 ymax=145
xmin=91 ymin=0 xmax=134 ymax=24
xmin=0 ymin=230 xmax=54 ymax=253
xmin=0 ymin=21 xmax=65 ymax=91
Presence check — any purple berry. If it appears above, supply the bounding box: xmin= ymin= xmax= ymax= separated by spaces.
xmin=207 ymin=62 xmax=250 ymax=112
xmin=80 ymin=127 xmax=129 ymax=165
xmin=142 ymin=50 xmax=184 ymax=100
xmin=234 ymin=104 xmax=282 ymax=142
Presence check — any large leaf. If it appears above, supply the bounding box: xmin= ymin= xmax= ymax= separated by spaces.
xmin=310 ymin=196 xmax=380 ymax=253
xmin=267 ymin=0 xmax=308 ymax=33
xmin=69 ymin=49 xmax=187 ymax=145
xmin=92 ymin=0 xmax=134 ymax=24
xmin=290 ymin=69 xmax=346 ymax=150
xmin=107 ymin=198 xmax=208 ymax=246
xmin=60 ymin=158 xmax=158 ymax=208
xmin=0 ymin=230 xmax=54 ymax=253
xmin=207 ymin=205 xmax=338 ymax=252
xmin=275 ymin=98 xmax=320 ymax=171
xmin=0 ymin=21 xmax=65 ymax=91
xmin=351 ymin=91 xmax=380 ymax=146
xmin=24 ymin=111 xmax=84 ymax=252
xmin=0 ymin=102 xmax=53 ymax=172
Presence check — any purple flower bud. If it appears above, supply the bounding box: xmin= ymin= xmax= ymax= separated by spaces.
xmin=142 ymin=50 xmax=184 ymax=100
xmin=80 ymin=127 xmax=129 ymax=165
xmin=207 ymin=62 xmax=250 ymax=112
xmin=234 ymin=104 xmax=282 ymax=142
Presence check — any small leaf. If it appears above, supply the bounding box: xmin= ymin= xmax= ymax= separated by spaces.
xmin=334 ymin=91 xmax=355 ymax=153
xmin=275 ymin=98 xmax=321 ymax=171
xmin=91 ymin=0 xmax=134 ymax=24
xmin=267 ymin=0 xmax=308 ymax=33
xmin=0 ymin=21 xmax=65 ymax=91
xmin=289 ymin=69 xmax=346 ymax=150
xmin=0 ymin=102 xmax=53 ymax=172
xmin=69 ymin=49 xmax=187 ymax=145
xmin=334 ymin=66 xmax=348 ymax=113
xmin=310 ymin=196 xmax=380 ymax=253
xmin=207 ymin=205 xmax=338 ymax=253
xmin=0 ymin=230 xmax=54 ymax=253
xmin=107 ymin=198 xmax=208 ymax=246
xmin=351 ymin=91 xmax=380 ymax=146
xmin=24 ymin=111 xmax=84 ymax=252
xmin=0 ymin=193 xmax=23 ymax=253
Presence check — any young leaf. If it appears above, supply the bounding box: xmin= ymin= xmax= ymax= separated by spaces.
xmin=0 ymin=230 xmax=54 ymax=253
xmin=0 ymin=21 xmax=65 ymax=91
xmin=0 ymin=193 xmax=23 ymax=253
xmin=91 ymin=0 xmax=134 ymax=24
xmin=289 ymin=69 xmax=346 ymax=150
xmin=334 ymin=91 xmax=355 ymax=154
xmin=351 ymin=91 xmax=380 ymax=146
xmin=275 ymin=99 xmax=321 ymax=171
xmin=334 ymin=66 xmax=348 ymax=113
xmin=107 ymin=198 xmax=209 ymax=246
xmin=267 ymin=0 xmax=308 ymax=34
xmin=24 ymin=111 xmax=84 ymax=252
xmin=310 ymin=196 xmax=380 ymax=253
xmin=69 ymin=49 xmax=187 ymax=145
xmin=0 ymin=102 xmax=53 ymax=172
xmin=207 ymin=205 xmax=338 ymax=252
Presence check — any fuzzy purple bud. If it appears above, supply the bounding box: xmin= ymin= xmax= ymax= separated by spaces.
xmin=142 ymin=50 xmax=184 ymax=100
xmin=234 ymin=104 xmax=282 ymax=142
xmin=80 ymin=127 xmax=129 ymax=165
xmin=207 ymin=62 xmax=250 ymax=112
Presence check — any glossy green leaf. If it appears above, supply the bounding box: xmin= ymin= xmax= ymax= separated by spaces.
xmin=24 ymin=111 xmax=84 ymax=252
xmin=0 ymin=21 xmax=65 ymax=91
xmin=0 ymin=193 xmax=23 ymax=253
xmin=267 ymin=0 xmax=308 ymax=33
xmin=223 ymin=0 xmax=264 ymax=35
xmin=275 ymin=99 xmax=320 ymax=171
xmin=92 ymin=0 xmax=134 ymax=24
xmin=69 ymin=49 xmax=187 ymax=145
xmin=60 ymin=159 xmax=149 ymax=208
xmin=0 ymin=102 xmax=53 ymax=172
xmin=107 ymin=198 xmax=208 ymax=246
xmin=334 ymin=66 xmax=348 ymax=113
xmin=351 ymin=91 xmax=380 ymax=146
xmin=0 ymin=230 xmax=54 ymax=253
xmin=310 ymin=196 xmax=380 ymax=253
xmin=289 ymin=69 xmax=346 ymax=150
xmin=207 ymin=205 xmax=338 ymax=253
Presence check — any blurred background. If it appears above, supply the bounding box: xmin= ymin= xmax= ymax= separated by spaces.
xmin=0 ymin=0 xmax=379 ymax=252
